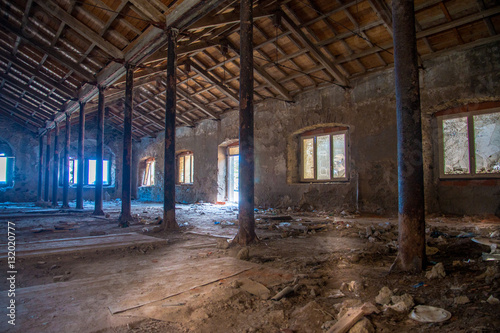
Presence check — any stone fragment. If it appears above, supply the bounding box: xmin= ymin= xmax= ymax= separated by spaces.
xmin=487 ymin=295 xmax=500 ymax=305
xmin=238 ymin=278 xmax=271 ymax=300
xmin=375 ymin=286 xmax=393 ymax=305
xmin=426 ymin=262 xmax=446 ymax=279
xmin=454 ymin=296 xmax=470 ymax=305
xmin=390 ymin=293 xmax=414 ymax=312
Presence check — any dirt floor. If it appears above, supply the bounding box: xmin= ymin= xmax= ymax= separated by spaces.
xmin=0 ymin=200 xmax=499 ymax=333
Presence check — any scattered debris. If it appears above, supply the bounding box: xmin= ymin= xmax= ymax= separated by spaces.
xmin=486 ymin=295 xmax=500 ymax=305
xmin=216 ymin=239 xmax=229 ymax=249
xmin=426 ymin=262 xmax=446 ymax=279
xmin=375 ymin=286 xmax=393 ymax=305
xmin=272 ymin=284 xmax=300 ymax=301
xmin=454 ymin=296 xmax=470 ymax=305
xmin=237 ymin=278 xmax=272 ymax=299
xmin=389 ymin=293 xmax=414 ymax=312
xmin=348 ymin=317 xmax=375 ymax=333
xmin=327 ymin=302 xmax=379 ymax=333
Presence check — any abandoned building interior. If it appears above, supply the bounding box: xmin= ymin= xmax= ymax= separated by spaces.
xmin=0 ymin=0 xmax=500 ymax=332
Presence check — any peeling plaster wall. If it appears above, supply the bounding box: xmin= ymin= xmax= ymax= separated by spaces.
xmin=134 ymin=42 xmax=500 ymax=216
xmin=0 ymin=115 xmax=39 ymax=202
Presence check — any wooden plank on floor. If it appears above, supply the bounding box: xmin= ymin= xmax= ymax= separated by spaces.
xmin=0 ymin=233 xmax=167 ymax=258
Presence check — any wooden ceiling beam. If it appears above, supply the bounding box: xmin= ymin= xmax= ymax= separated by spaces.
xmin=33 ymin=0 xmax=124 ymax=60
xmin=0 ymin=98 xmax=47 ymax=125
xmin=368 ymin=0 xmax=393 ymax=37
xmin=128 ymin=0 xmax=164 ymax=23
xmin=0 ymin=19 xmax=96 ymax=83
xmin=225 ymin=39 xmax=293 ymax=101
xmin=189 ymin=60 xmax=239 ymax=104
xmin=0 ymin=49 xmax=76 ymax=99
xmin=0 ymin=89 xmax=55 ymax=119
xmin=107 ymin=105 xmax=155 ymax=138
xmin=187 ymin=6 xmax=273 ymax=30
xmin=281 ymin=12 xmax=348 ymax=87
xmin=476 ymin=0 xmax=497 ymax=36
xmin=177 ymin=87 xmax=220 ymax=120
xmin=0 ymin=73 xmax=63 ymax=110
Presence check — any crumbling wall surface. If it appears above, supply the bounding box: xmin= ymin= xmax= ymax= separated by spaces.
xmin=0 ymin=115 xmax=39 ymax=202
xmin=134 ymin=42 xmax=499 ymax=215
xmin=421 ymin=42 xmax=500 ymax=215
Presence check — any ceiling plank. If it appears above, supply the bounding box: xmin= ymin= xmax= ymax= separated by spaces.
xmin=189 ymin=60 xmax=239 ymax=104
xmin=177 ymin=87 xmax=220 ymax=120
xmin=368 ymin=0 xmax=393 ymax=37
xmin=128 ymin=0 xmax=164 ymax=23
xmin=280 ymin=12 xmax=348 ymax=87
xmin=0 ymin=106 xmax=40 ymax=132
xmin=0 ymin=18 xmax=96 ymax=83
xmin=33 ymin=0 xmax=124 ymax=60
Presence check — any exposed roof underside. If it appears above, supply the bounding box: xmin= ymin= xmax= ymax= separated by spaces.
xmin=0 ymin=0 xmax=499 ymax=139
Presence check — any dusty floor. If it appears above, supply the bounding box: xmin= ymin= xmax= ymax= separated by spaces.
xmin=0 ymin=200 xmax=499 ymax=333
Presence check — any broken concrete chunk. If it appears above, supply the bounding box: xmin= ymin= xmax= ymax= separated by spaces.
xmin=390 ymin=293 xmax=414 ymax=312
xmin=236 ymin=247 xmax=250 ymax=260
xmin=341 ymin=280 xmax=361 ymax=294
xmin=426 ymin=262 xmax=446 ymax=279
xmin=348 ymin=317 xmax=375 ymax=333
xmin=238 ymin=278 xmax=270 ymax=300
xmin=487 ymin=295 xmax=500 ymax=305
xmin=454 ymin=296 xmax=470 ymax=305
xmin=375 ymin=286 xmax=393 ymax=305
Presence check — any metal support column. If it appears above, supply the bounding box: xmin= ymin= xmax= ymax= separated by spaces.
xmin=392 ymin=0 xmax=426 ymax=272
xmin=94 ymin=87 xmax=105 ymax=216
xmin=62 ymin=113 xmax=71 ymax=208
xmin=44 ymin=130 xmax=51 ymax=203
xmin=234 ymin=0 xmax=257 ymax=245
xmin=163 ymin=28 xmax=179 ymax=231
xmin=37 ymin=135 xmax=44 ymax=203
xmin=118 ymin=65 xmax=134 ymax=227
xmin=76 ymin=102 xmax=85 ymax=209
xmin=51 ymin=123 xmax=59 ymax=207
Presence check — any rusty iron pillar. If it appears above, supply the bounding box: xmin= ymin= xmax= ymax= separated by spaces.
xmin=62 ymin=113 xmax=71 ymax=208
xmin=37 ymin=135 xmax=43 ymax=203
xmin=119 ymin=65 xmax=134 ymax=227
xmin=94 ymin=87 xmax=105 ymax=216
xmin=163 ymin=28 xmax=179 ymax=231
xmin=51 ymin=123 xmax=59 ymax=207
xmin=44 ymin=129 xmax=51 ymax=202
xmin=393 ymin=0 xmax=426 ymax=272
xmin=76 ymin=102 xmax=85 ymax=209
xmin=235 ymin=0 xmax=257 ymax=245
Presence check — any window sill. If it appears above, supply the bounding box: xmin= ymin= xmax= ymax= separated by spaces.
xmin=176 ymin=183 xmax=194 ymax=186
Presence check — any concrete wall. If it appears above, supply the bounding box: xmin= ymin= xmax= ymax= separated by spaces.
xmin=133 ymin=42 xmax=500 ymax=216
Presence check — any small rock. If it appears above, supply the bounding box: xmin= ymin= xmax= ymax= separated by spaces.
xmin=454 ymin=296 xmax=470 ymax=305
xmin=426 ymin=262 xmax=446 ymax=279
xmin=341 ymin=280 xmax=361 ymax=293
xmin=322 ymin=320 xmax=336 ymax=331
xmin=53 ymin=275 xmax=68 ymax=282
xmin=375 ymin=286 xmax=393 ymax=305
xmin=237 ymin=247 xmax=250 ymax=260
xmin=216 ymin=239 xmax=229 ymax=249
xmin=230 ymin=280 xmax=242 ymax=288
xmin=348 ymin=317 xmax=375 ymax=333
xmin=487 ymin=295 xmax=500 ymax=305
xmin=50 ymin=264 xmax=60 ymax=270
xmin=390 ymin=293 xmax=414 ymax=312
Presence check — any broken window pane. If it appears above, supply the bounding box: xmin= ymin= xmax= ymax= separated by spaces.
xmin=474 ymin=112 xmax=500 ymax=174
xmin=303 ymin=138 xmax=314 ymax=179
xmin=443 ymin=117 xmax=470 ymax=175
xmin=185 ymin=154 xmax=192 ymax=183
xmin=316 ymin=135 xmax=331 ymax=180
xmin=69 ymin=158 xmax=78 ymax=184
xmin=179 ymin=156 xmax=185 ymax=183
xmin=333 ymin=134 xmax=346 ymax=178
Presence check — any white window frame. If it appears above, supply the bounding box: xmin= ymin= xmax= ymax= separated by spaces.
xmin=177 ymin=152 xmax=194 ymax=184
xmin=300 ymin=129 xmax=349 ymax=182
xmin=438 ymin=107 xmax=500 ymax=179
